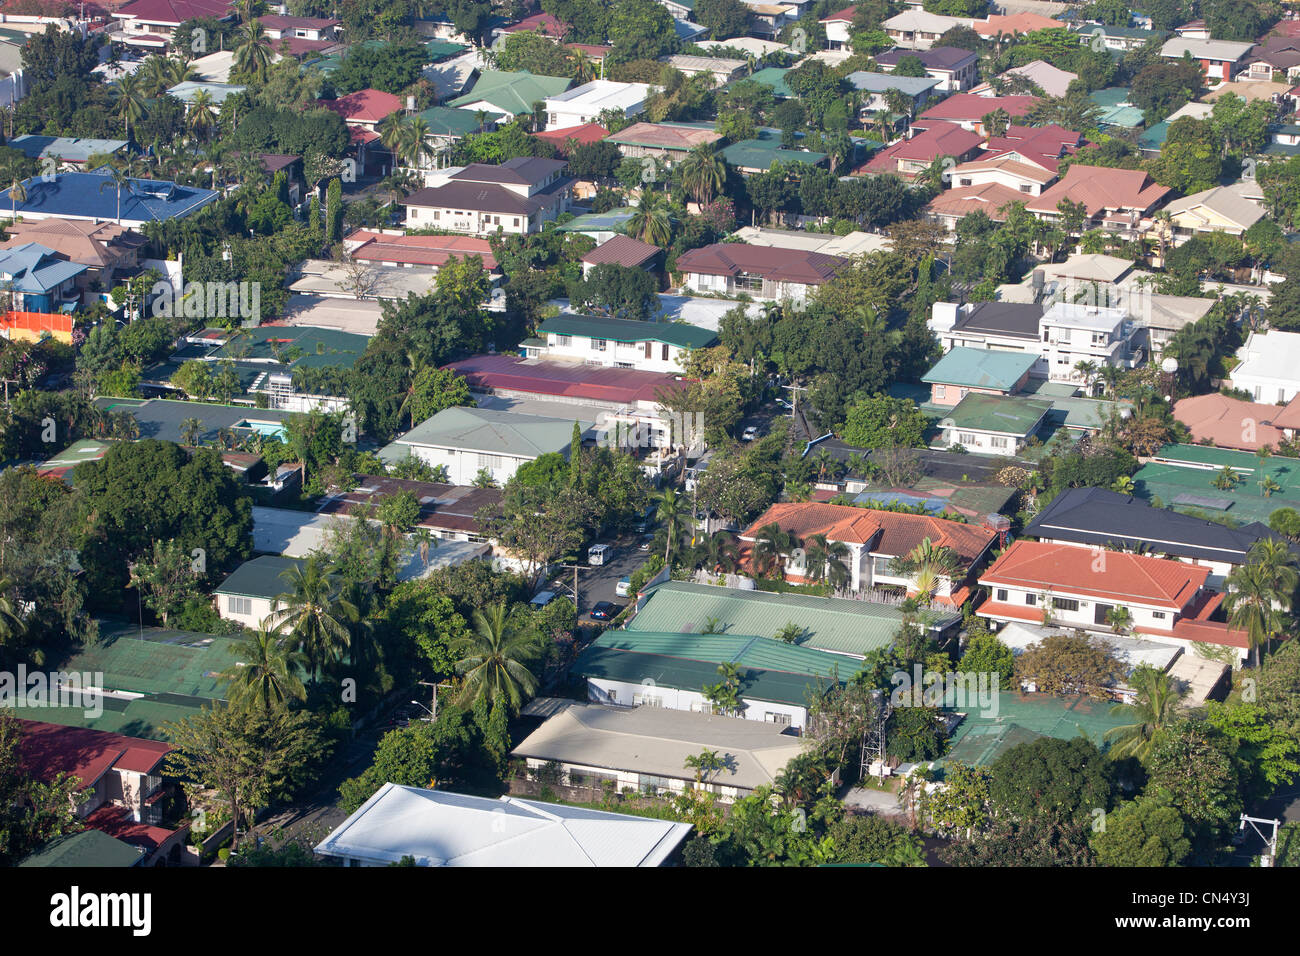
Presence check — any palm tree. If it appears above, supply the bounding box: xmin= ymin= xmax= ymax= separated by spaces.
xmin=97 ymin=163 xmax=134 ymax=225
xmin=412 ymin=529 xmax=436 ymax=570
xmin=1226 ymin=539 xmax=1299 ymax=666
xmin=0 ymin=574 xmax=31 ymax=667
xmin=220 ymin=627 xmax=307 ymax=710
xmin=233 ymin=21 xmax=274 ymax=83
xmin=1104 ymin=665 xmax=1182 ymax=760
xmin=454 ymin=602 xmax=542 ymax=710
xmin=185 ymin=88 xmax=218 ymax=142
xmin=268 ymin=558 xmax=358 ymax=685
xmin=571 ymin=50 xmax=596 ymax=84
xmin=698 ymin=530 xmax=740 ymax=573
xmin=164 ymin=56 xmax=197 ymax=88
xmin=804 ymin=533 xmax=852 ymax=590
xmin=683 ymin=748 xmax=723 ymax=784
xmin=180 ymin=416 xmax=203 ymax=446
xmin=400 ymin=115 xmax=436 ymax=170
xmin=679 ymin=144 xmax=725 ymax=205
xmin=889 ymin=538 xmax=959 ymax=603
xmin=627 ymin=190 xmax=673 ymax=246
xmin=114 ymin=73 xmax=148 ymax=143
xmin=378 ymin=110 xmax=406 ymax=159
xmin=752 ymin=522 xmax=800 ymax=579
xmin=1073 ymin=359 xmax=1098 ymax=394
xmin=1105 ymin=604 xmax=1133 ymax=635
xmin=141 ymin=55 xmax=171 ymax=96
xmin=7 ymin=175 xmax=25 ymax=221
xmin=654 ymin=486 xmax=690 ymax=566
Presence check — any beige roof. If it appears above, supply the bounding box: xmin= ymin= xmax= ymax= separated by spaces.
xmin=1003 ymin=59 xmax=1076 ymax=97
xmin=1138 ymin=292 xmax=1215 ymax=332
xmin=951 ymin=154 xmax=1056 ymax=184
xmin=661 ymin=54 xmax=746 ymax=74
xmin=730 ymin=225 xmax=892 ymax=257
xmin=511 ymin=703 xmax=806 ymax=791
xmin=1202 ymin=80 xmax=1291 ymax=103
xmin=1040 ymin=253 xmax=1135 ymax=284
xmin=1162 ymin=185 xmax=1266 ymax=232
xmin=0 ymin=218 xmax=144 ymax=267
xmin=606 ymin=121 xmax=724 ymax=151
xmin=1167 ymin=651 xmax=1229 ymax=705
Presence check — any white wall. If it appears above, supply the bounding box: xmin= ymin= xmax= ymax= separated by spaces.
xmin=216 ymin=592 xmax=275 ymax=630
xmin=544 ymin=333 xmax=685 ymax=374
xmin=402 ymin=443 xmax=532 ymax=486
xmin=586 ymin=678 xmax=807 ymax=729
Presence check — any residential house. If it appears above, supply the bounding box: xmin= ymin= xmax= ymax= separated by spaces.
xmin=15 ymin=719 xmax=189 ymax=866
xmin=744 ymin=67 xmax=794 ymax=99
xmin=314 ymin=783 xmax=692 ymax=866
xmin=0 ymin=243 xmax=87 ymax=312
xmin=1073 ymin=22 xmax=1162 ymax=52
xmin=720 ymin=136 xmax=828 ymax=175
xmin=1025 ymin=486 xmax=1297 ymax=588
xmin=112 ymin=0 xmax=234 ymax=50
xmin=1162 ymin=184 xmax=1267 ymax=242
xmin=514 ymin=704 xmax=806 ymax=803
xmin=6 ymin=136 xmax=128 ymax=170
xmin=381 ymin=405 xmax=590 ymax=486
xmin=92 ymin=396 xmax=292 ymax=447
xmin=1025 ymin=164 xmax=1170 ymax=235
xmin=862 ymin=120 xmax=983 ymax=180
xmin=579 ymin=234 xmax=661 ymax=278
xmin=821 ymin=4 xmax=860 ymax=50
xmin=258 ymin=13 xmax=341 ymax=55
xmin=532 ymin=123 xmax=609 ymax=161
xmin=318 ymin=87 xmax=403 ymax=164
xmin=0 ymin=219 xmax=144 ymax=294
xmin=448 ymin=71 xmax=574 ymax=122
xmin=532 ymin=313 xmax=714 ymax=374
xmin=976 ymin=539 xmax=1250 ymax=663
xmin=992 ymin=59 xmax=1076 ymax=97
xmin=18 ymin=830 xmax=146 ymax=868
xmin=729 ymin=226 xmax=892 ymax=257
xmin=167 ymin=80 xmax=245 ymax=111
xmin=411 ymin=106 xmax=497 ymax=164
xmin=972 ymin=11 xmax=1062 ymax=38
xmin=1230 ymin=330 xmax=1300 ymax=404
xmin=403 ymin=157 xmax=573 ymax=236
xmin=845 ymin=71 xmax=940 ymax=114
xmin=945 ymin=154 xmax=1056 ymax=196
xmin=213 ymin=554 xmax=302 ymax=628
xmin=494 ymin=11 xmax=569 ymax=41
xmin=542 ymin=80 xmax=651 ymax=131
xmin=1136 ymin=292 xmax=1216 ymax=357
xmin=660 ymin=54 xmax=748 ymax=86
xmin=738 ymin=501 xmax=999 ymax=605
xmin=1174 ymin=392 xmax=1300 ymax=452
xmin=0 ymin=168 xmax=218 ymax=228
xmin=1160 ymin=37 xmax=1254 ymax=83
xmin=917 ymin=93 xmax=1038 ymax=133
xmin=925 ymin=181 xmax=1026 ymax=227
xmin=937 ymin=393 xmax=1051 ymax=454
xmin=875 ymin=46 xmax=979 ymax=92
xmin=674 ymin=243 xmax=845 ymax=303
xmin=882 ymin=9 xmax=976 ymax=48
xmin=625 ymin=579 xmax=961 ymax=658
xmin=921 ymin=346 xmax=1038 ymax=406
xmin=342 ymin=230 xmax=498 ymax=272
xmin=573 ymin=630 xmax=848 ymax=730
xmin=981 ymin=124 xmax=1085 ymax=175
xmin=1242 ymin=35 xmax=1300 ymax=83
xmin=604 ymin=122 xmax=724 ymax=165
xmin=315 ymin=475 xmax=503 ymax=543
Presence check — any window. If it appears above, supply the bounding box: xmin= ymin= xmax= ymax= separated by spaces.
xmin=996 ymin=588 xmax=1008 ymax=601
xmin=872 ymin=555 xmax=891 ymax=577
xmin=1054 ymin=598 xmax=1079 ymax=612
xmin=555 ymin=334 xmax=571 ymax=347
xmin=1025 ymin=593 xmax=1037 ymax=606
xmin=644 ymin=341 xmax=652 ymax=359
xmin=593 ymin=338 xmax=607 ymax=352
xmin=990 ymin=436 xmax=1009 ymax=449
xmin=1019 ymin=184 xmax=1033 ymax=193
xmin=513 ymin=217 xmax=521 ymax=227
xmin=477 ymin=453 xmax=503 ymax=470
xmin=1152 ymin=611 xmax=1166 ymax=620
xmin=958 ymin=432 xmax=976 ymax=445
xmin=765 ymin=712 xmax=792 ymax=727
xmin=662 ymin=343 xmax=669 ymax=361
xmin=934 ymin=385 xmax=946 ymax=398
xmin=228 ymin=596 xmax=252 ymax=615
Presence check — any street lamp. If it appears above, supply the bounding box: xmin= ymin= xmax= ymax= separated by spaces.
xmin=409 ymin=700 xmax=435 ymax=722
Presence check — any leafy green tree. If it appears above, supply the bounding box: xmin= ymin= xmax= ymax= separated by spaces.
xmin=988 ymin=736 xmax=1114 ymax=823
xmin=1145 ymin=717 xmax=1244 ymax=848
xmin=927 ymin=761 xmax=992 ymax=838
xmin=1091 ymin=795 xmax=1191 ymax=866
xmin=0 ymin=712 xmax=88 ymax=866
xmin=957 ymin=628 xmax=1015 ymax=685
xmin=127 ymin=538 xmax=202 ymax=626
xmin=337 ymin=709 xmax=487 ymax=812
xmin=1013 ymin=632 xmax=1125 ymax=698
xmin=839 ymin=394 xmax=928 ymax=449
xmin=886 ymin=703 xmax=948 ymax=761
xmin=694 ymin=0 xmax=752 ymax=38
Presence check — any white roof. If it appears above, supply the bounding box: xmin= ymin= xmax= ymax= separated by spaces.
xmin=1040 ymin=301 xmax=1127 ymax=331
xmin=315 ymin=783 xmax=692 ymax=866
xmin=696 ymin=37 xmax=788 ymax=57
xmin=730 ymin=225 xmax=892 ymax=257
xmin=278 ymin=294 xmax=384 ymax=335
xmin=996 ymin=621 xmax=1181 ymax=674
xmin=544 ymin=80 xmax=651 ymax=111
xmin=1164 ymin=101 xmax=1212 ymax=124
xmin=1233 ymin=329 xmax=1300 ymax=384
xmin=1162 ymin=185 xmax=1266 ymax=231
xmin=661 ymin=54 xmax=746 ymax=74
xmin=1166 ymin=652 xmax=1229 ymax=704
xmin=1039 ymin=253 xmax=1135 ymax=285
xmin=884 ymin=9 xmax=975 ymax=31
xmin=1160 ymin=37 xmax=1252 ymax=61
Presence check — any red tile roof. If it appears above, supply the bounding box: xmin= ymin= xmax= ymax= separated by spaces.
xmin=117 ymin=0 xmax=231 ymax=23
xmin=502 ymin=11 xmax=569 ymax=37
xmin=864 ymin=121 xmax=983 ymax=177
xmin=973 ymin=12 xmax=1061 ymax=37
xmin=979 ymin=540 xmax=1209 ymax=610
xmin=983 ymin=124 xmax=1084 ymax=173
xmin=1026 ymin=164 xmax=1170 ymax=217
xmin=740 ymin=502 xmax=998 ymax=566
xmin=926 ymin=181 xmax=1025 ymax=221
xmin=532 ymin=122 xmax=609 ymax=151
xmin=319 ymin=89 xmax=403 ymax=124
xmin=16 ymin=720 xmax=172 ymax=788
xmin=820 ymin=4 xmax=858 ymax=22
xmin=1174 ymin=393 xmax=1290 ymax=450
xmin=445 ymin=353 xmax=685 ymax=405
xmin=920 ymin=94 xmax=1038 ymax=124
xmin=674 ymin=243 xmax=845 ymax=284
xmin=346 ymin=230 xmax=498 ymax=270
xmin=85 ymin=805 xmax=178 ymax=851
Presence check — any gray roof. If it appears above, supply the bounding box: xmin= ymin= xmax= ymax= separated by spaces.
xmin=213 ymin=554 xmax=303 ymax=600
xmin=394 ymin=406 xmax=588 ymax=458
xmin=846 ymin=72 xmax=940 ymax=97
xmin=92 ymin=397 xmax=292 ymax=445
xmin=512 ymin=703 xmax=807 ymax=792
xmin=953 ymin=301 xmax=1045 ymax=340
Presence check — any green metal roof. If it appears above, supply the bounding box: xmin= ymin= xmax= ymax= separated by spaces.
xmin=540 ymin=314 xmax=717 ymax=349
xmin=572 ymin=630 xmax=852 ymax=706
xmin=19 ymin=830 xmax=144 ymax=868
xmin=558 ymin=207 xmax=637 ymax=233
xmin=450 ymin=70 xmax=573 ymax=115
xmin=940 ymin=394 xmax=1052 ymax=435
xmin=68 ymin=620 xmax=242 ymax=699
xmin=210 ymin=325 xmax=368 ymax=371
xmin=416 ymin=105 xmax=489 ymax=137
xmin=213 ymin=555 xmax=304 ymax=600
xmin=922 ymin=347 xmax=1037 ymax=391
xmin=1134 ymin=443 xmax=1300 ymax=524
xmin=744 ymin=67 xmax=793 ymax=98
xmin=394 ymin=406 xmax=585 ymax=458
xmin=721 ymin=139 xmax=827 ymax=171
xmin=627 ymin=581 xmax=958 ymax=657
xmin=22 ymin=697 xmax=213 ymax=740
xmin=425 ymin=39 xmax=468 ymax=61
xmin=938 ymin=692 xmax=1133 ymax=768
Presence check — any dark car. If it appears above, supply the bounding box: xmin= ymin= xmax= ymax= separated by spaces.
xmin=590 ymin=601 xmax=622 ymax=620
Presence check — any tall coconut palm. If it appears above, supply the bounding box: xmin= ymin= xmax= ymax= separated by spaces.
xmin=220 ymin=627 xmax=307 ymax=710
xmin=400 ymin=115 xmax=435 ymax=170
xmin=889 ymin=537 xmax=960 ymax=603
xmin=164 ymin=56 xmax=197 ymax=88
xmin=7 ymin=175 xmax=25 ymax=221
xmin=378 ymin=110 xmax=406 ymax=159
xmin=97 ymin=163 xmax=134 ymax=225
xmin=804 ymin=533 xmax=852 ymax=590
xmin=179 ymin=416 xmax=203 ymax=446
xmin=233 ymin=21 xmax=274 ymax=83
xmin=696 ymin=530 xmax=740 ymax=574
xmin=752 ymin=522 xmax=800 ymax=579
xmin=1225 ymin=538 xmax=1299 ymax=666
xmin=185 ymin=88 xmax=218 ymax=142
xmin=269 ymin=558 xmax=358 ymax=685
xmin=654 ymin=485 xmax=691 ymax=566
xmin=454 ymin=602 xmax=542 ymax=710
xmin=114 ymin=73 xmax=148 ymax=143
xmin=628 ymin=190 xmax=673 ymax=246
xmin=679 ymin=143 xmax=725 ymax=205
xmin=1104 ymin=665 xmax=1182 ymax=760
xmin=141 ymin=55 xmax=171 ymax=96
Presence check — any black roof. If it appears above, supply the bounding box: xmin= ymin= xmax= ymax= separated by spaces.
xmin=953 ymin=302 xmax=1044 ymax=341
xmin=1024 ymin=487 xmax=1297 ymax=565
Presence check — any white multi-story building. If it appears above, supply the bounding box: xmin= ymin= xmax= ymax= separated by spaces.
xmin=404 ymin=157 xmax=572 ymax=236
xmin=542 ymin=80 xmax=651 ymax=131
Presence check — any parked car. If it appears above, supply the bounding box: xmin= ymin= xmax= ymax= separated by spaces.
xmin=638 ymin=535 xmax=653 ymax=551
xmin=742 ymin=425 xmax=758 ymax=441
xmin=615 ymin=576 xmax=632 ymax=597
xmin=590 ymin=601 xmax=621 ymax=620
xmin=588 ymin=543 xmax=610 ymax=566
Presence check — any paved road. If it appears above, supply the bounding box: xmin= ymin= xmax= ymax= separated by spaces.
xmin=540 ymin=532 xmax=652 ymax=621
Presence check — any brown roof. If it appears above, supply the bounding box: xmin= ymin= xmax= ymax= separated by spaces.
xmin=581 ymin=234 xmax=660 ymax=268
xmin=950 ymin=154 xmax=1056 ymax=184
xmin=346 ymin=230 xmax=498 ymax=270
xmin=740 ymin=502 xmax=997 ymax=567
xmin=606 ymin=122 xmax=724 ymax=151
xmin=1026 ymin=164 xmax=1170 ymax=217
xmin=926 ymin=181 xmax=1024 ymax=221
xmin=674 ymin=243 xmax=845 ymax=285
xmin=1173 ymin=393 xmax=1290 ymax=450
xmin=0 ymin=217 xmax=145 ymax=267
xmin=316 ymin=474 xmax=502 ymax=535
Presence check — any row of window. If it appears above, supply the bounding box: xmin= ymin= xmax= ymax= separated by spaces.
xmin=994 ymin=588 xmax=1167 ymax=620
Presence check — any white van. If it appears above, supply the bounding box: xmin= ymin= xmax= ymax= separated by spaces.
xmin=588 ymin=544 xmax=610 ymax=566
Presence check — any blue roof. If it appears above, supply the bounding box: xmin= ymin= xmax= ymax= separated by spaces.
xmin=0 ymin=242 xmax=87 ymax=293
xmin=0 ymin=168 xmax=218 ymax=224
xmin=8 ymin=135 xmax=128 ymax=163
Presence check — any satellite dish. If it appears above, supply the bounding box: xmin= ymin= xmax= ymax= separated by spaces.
xmin=1161 ymin=357 xmax=1179 ymax=374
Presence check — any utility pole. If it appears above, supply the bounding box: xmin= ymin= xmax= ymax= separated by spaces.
xmin=416 ymin=680 xmax=450 ymax=721
xmin=556 ymin=563 xmax=594 ymax=616
xmin=1240 ymin=814 xmax=1282 ymax=866
xmin=782 ymin=383 xmax=808 ymax=418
